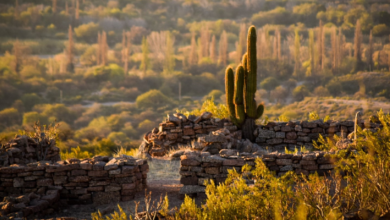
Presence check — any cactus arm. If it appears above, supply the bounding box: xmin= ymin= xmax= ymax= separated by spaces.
xmin=256 ymin=103 xmax=264 ymax=119
xmin=246 ymin=26 xmax=258 ymax=118
xmin=234 ymin=65 xmax=245 ymax=125
xmin=225 ymin=66 xmax=237 ymax=123
xmin=241 ymin=53 xmax=248 ymax=112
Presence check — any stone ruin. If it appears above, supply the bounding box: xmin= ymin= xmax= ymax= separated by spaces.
xmin=0 ymin=136 xmax=148 ymax=219
xmin=139 ymin=111 xmax=382 ymax=159
xmin=178 ymin=150 xmax=337 ymax=197
xmin=138 ymin=111 xmax=382 ymax=197
xmin=0 ymin=134 xmax=61 ymax=167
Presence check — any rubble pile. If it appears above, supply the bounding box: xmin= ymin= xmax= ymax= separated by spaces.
xmin=0 ymin=135 xmax=61 ymax=167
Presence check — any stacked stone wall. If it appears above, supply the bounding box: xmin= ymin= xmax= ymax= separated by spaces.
xmin=179 ymin=151 xmax=337 ymax=197
xmin=142 ymin=111 xmax=382 ymax=157
xmin=0 ymin=156 xmax=148 ymax=218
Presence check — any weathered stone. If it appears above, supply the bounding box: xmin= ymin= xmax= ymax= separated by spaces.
xmin=223 ymin=159 xmax=246 ymax=166
xmin=302 ymin=153 xmax=317 ymax=161
xmin=105 ymin=185 xmax=121 ymax=192
xmin=281 ymin=126 xmax=292 ymax=132
xmin=180 ymin=176 xmax=198 ymax=185
xmin=302 ymin=121 xmax=317 ymax=128
xmin=122 ymin=183 xmax=136 ymax=190
xmin=201 ymin=155 xmax=225 ymax=163
xmin=181 ymin=158 xmax=201 ymax=166
xmin=204 ymin=167 xmax=219 ymax=174
xmin=13 ymin=178 xmax=24 ymax=187
xmin=319 ymin=164 xmax=336 ymax=169
xmin=266 ymin=138 xmax=283 ymax=145
xmin=280 ymin=165 xmax=293 ymax=171
xmin=88 ymin=170 xmax=108 ymax=177
xmin=300 ymin=160 xmax=316 ymax=165
xmin=53 ymin=176 xmax=68 ymax=185
xmin=37 ymin=178 xmax=53 ymax=187
xmin=302 ymin=165 xmax=318 ymax=170
xmin=258 ymin=129 xmax=276 ymax=138
xmin=286 ymin=132 xmax=297 ymax=140
xmin=275 ymin=132 xmax=286 ymax=139
xmin=276 ymin=159 xmax=292 ymax=165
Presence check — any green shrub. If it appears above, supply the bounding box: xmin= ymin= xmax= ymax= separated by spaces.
xmin=23 ymin=111 xmax=49 ymax=125
xmin=74 ymin=22 xmax=100 ymax=43
xmin=136 ymin=90 xmax=175 ymax=109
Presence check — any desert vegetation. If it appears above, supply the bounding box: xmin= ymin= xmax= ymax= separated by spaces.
xmin=1 ymin=0 xmax=390 ymax=219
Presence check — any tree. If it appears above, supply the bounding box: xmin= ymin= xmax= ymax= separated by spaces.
xmin=66 ymin=25 xmax=74 ymax=72
xmin=354 ymin=20 xmax=363 ymax=72
xmin=189 ymin=32 xmax=197 ymax=66
xmin=292 ymin=85 xmax=310 ymax=101
xmin=139 ymin=37 xmax=150 ymax=77
xmin=75 ymin=0 xmax=79 ymax=20
xmin=293 ymin=29 xmax=301 ymax=76
xmin=218 ymin=31 xmax=228 ymax=66
xmin=317 ymin=20 xmax=324 ymax=70
xmin=65 ymin=1 xmax=69 ymax=16
xmin=12 ymin=40 xmax=22 ymax=74
xmin=200 ymin=26 xmax=210 ymax=58
xmin=368 ymin=30 xmax=373 ymax=71
xmin=101 ymin=31 xmax=108 ymax=66
xmin=236 ymin=24 xmax=246 ymax=63
xmin=52 ymin=0 xmax=57 ymax=13
xmin=14 ymin=0 xmax=19 ymax=20
xmin=163 ymin=31 xmax=175 ymax=75
xmin=307 ymin=29 xmax=314 ymax=77
xmin=210 ymin=35 xmax=217 ymax=63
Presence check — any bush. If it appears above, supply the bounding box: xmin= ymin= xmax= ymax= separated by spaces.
xmin=74 ymin=22 xmax=100 ymax=43
xmin=252 ymin=7 xmax=291 ymax=27
xmin=136 ymin=90 xmax=175 ymax=109
xmin=326 ymin=80 xmax=343 ymax=97
xmin=313 ymin=86 xmax=331 ymax=97
xmin=23 ymin=112 xmax=49 ymax=125
xmin=372 ymin=24 xmax=389 ymax=36
xmin=0 ymin=108 xmax=21 ymax=129
xmin=137 ymin=119 xmax=155 ymax=134
xmin=21 ymin=93 xmax=43 ymax=111
xmin=260 ymin=77 xmax=279 ymax=91
xmin=292 ymin=85 xmax=310 ymax=101
xmin=203 ymin=90 xmax=223 ymax=102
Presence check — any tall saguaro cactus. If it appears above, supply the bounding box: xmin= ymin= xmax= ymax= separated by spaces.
xmin=225 ymin=26 xmax=264 ymax=141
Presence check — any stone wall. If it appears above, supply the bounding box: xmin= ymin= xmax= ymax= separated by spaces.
xmin=141 ymin=112 xmax=236 ymax=157
xmin=254 ymin=119 xmax=380 ymax=152
xmin=141 ymin=111 xmax=381 ymax=157
xmin=178 ymin=150 xmax=337 ymax=197
xmin=0 ymin=155 xmax=148 ymax=218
